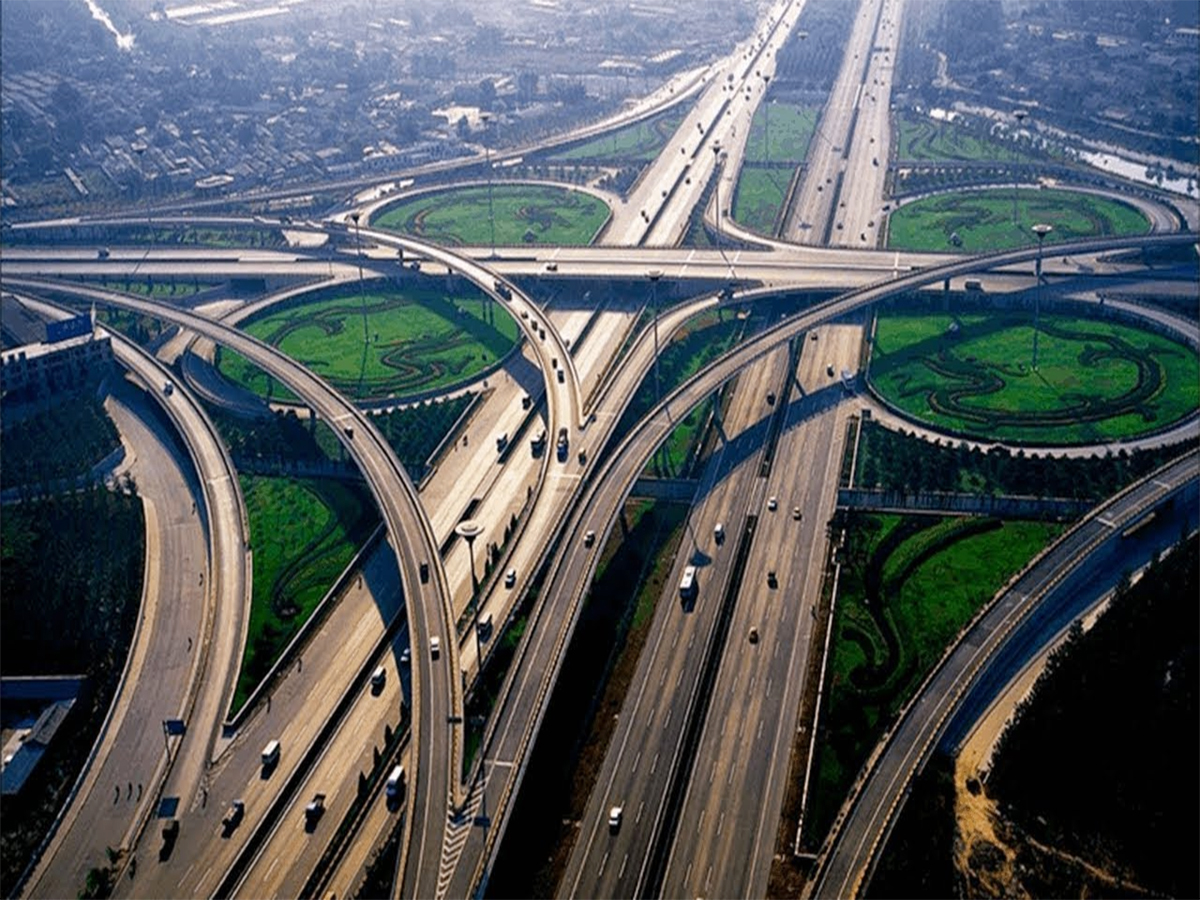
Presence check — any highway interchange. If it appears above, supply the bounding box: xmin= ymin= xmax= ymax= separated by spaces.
xmin=2 ymin=0 xmax=1198 ymax=897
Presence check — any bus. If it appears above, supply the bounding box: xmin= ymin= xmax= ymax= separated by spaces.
xmin=679 ymin=565 xmax=698 ymax=600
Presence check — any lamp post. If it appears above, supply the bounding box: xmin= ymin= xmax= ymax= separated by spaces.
xmin=710 ymin=143 xmax=736 ymax=283
xmin=350 ymin=211 xmax=369 ymax=397
xmin=761 ymin=74 xmax=771 ymax=167
xmin=480 ymin=112 xmax=496 ymax=258
xmin=1012 ymin=109 xmax=1028 ymax=227
xmin=455 ymin=519 xmax=485 ymax=670
xmin=648 ymin=269 xmax=663 ymax=407
xmin=1031 ymin=222 xmax=1053 ymax=369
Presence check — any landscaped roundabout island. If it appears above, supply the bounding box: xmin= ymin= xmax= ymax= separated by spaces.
xmin=886 ymin=186 xmax=1152 ymax=253
xmin=373 ymin=183 xmax=609 ymax=246
xmin=216 ymin=283 xmax=519 ymax=403
xmin=868 ymin=303 xmax=1199 ymax=445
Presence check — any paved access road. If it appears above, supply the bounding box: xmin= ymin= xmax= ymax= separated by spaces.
xmin=662 ymin=322 xmax=865 ymax=899
xmin=11 ymin=295 xmax=248 ymax=900
xmin=562 ymin=343 xmax=794 ymax=898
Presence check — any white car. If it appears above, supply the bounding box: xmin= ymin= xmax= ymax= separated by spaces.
xmin=504 ymin=568 xmax=517 ymax=588
xmin=767 ymin=496 xmax=778 ymax=512
xmin=608 ymin=806 xmax=623 ymax=833
xmin=430 ymin=637 xmax=441 ymax=659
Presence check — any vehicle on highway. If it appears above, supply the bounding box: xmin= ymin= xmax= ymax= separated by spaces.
xmin=163 ymin=380 xmax=174 ymax=395
xmin=584 ymin=530 xmax=596 ymax=547
xmin=478 ymin=613 xmax=493 ymax=640
xmin=522 ymin=393 xmax=532 ymax=410
xmin=531 ymin=429 xmax=547 ymax=455
xmin=97 ymin=247 xmax=110 ymax=259
xmin=826 ymin=364 xmax=835 ymax=376
xmin=400 ymin=647 xmax=411 ymax=666
xmin=505 ymin=568 xmax=516 ymax=589
xmin=545 ymin=262 xmax=558 ymax=272
xmin=160 ymin=818 xmax=179 ymax=860
xmin=222 ymin=800 xmax=245 ymax=835
xmin=430 ymin=636 xmax=441 ymax=659
xmin=793 ymin=507 xmax=802 ymax=521
xmin=386 ymin=765 xmax=406 ymax=802
xmin=261 ymin=739 xmax=281 ymax=774
xmin=767 ymin=496 xmax=778 ymax=512
xmin=767 ymin=570 xmax=777 ymax=589
xmin=420 ymin=561 xmax=430 ymax=583
xmin=748 ymin=627 xmax=759 ymax=644
xmin=766 ymin=391 xmax=776 ymax=406
xmin=679 ymin=565 xmax=698 ymax=600
xmin=370 ymin=665 xmax=386 ymax=693
xmin=608 ymin=806 xmax=623 ymax=834
xmin=557 ymin=368 xmax=565 ymax=383
xmin=305 ymin=793 xmax=326 ymax=831
xmin=577 ymin=448 xmax=587 ymax=464
xmin=964 ymin=279 xmax=984 ymax=291
xmin=556 ymin=427 xmax=569 ymax=462
xmin=714 ymin=522 xmax=725 ymax=544
xmin=496 ymin=432 xmax=509 ymax=452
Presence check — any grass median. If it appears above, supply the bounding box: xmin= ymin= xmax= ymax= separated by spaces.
xmin=233 ymin=475 xmax=379 ymax=714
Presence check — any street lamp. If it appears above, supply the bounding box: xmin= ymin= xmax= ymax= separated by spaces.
xmin=1031 ymin=222 xmax=1053 ymax=369
xmin=480 ymin=112 xmax=496 ymax=258
xmin=350 ymin=211 xmax=370 ymax=397
xmin=648 ymin=270 xmax=663 ymax=407
xmin=1012 ymin=109 xmax=1028 ymax=227
xmin=455 ymin=519 xmax=486 ymax=669
xmin=761 ymin=74 xmax=771 ymax=167
xmin=710 ymin=143 xmax=736 ymax=283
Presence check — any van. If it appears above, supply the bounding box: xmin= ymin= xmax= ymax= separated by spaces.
xmin=386 ymin=764 xmax=406 ymax=799
xmin=370 ymin=666 xmax=386 ymax=691
xmin=261 ymin=740 xmax=280 ymax=770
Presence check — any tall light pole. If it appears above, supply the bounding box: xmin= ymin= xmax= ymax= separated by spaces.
xmin=1012 ymin=109 xmax=1028 ymax=228
xmin=710 ymin=142 xmax=736 ymax=283
xmin=350 ymin=211 xmax=369 ymax=397
xmin=1031 ymin=222 xmax=1053 ymax=370
xmin=761 ymin=74 xmax=771 ymax=166
xmin=648 ymin=269 xmax=663 ymax=407
xmin=480 ymin=112 xmax=496 ymax=258
xmin=455 ymin=520 xmax=485 ymax=671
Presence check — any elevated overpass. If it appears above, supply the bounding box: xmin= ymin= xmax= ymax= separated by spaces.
xmin=1 ymin=277 xmax=459 ymax=900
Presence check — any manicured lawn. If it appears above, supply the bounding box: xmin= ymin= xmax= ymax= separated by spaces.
xmin=895 ymin=113 xmax=1030 ymax=163
xmin=218 ymin=286 xmax=519 ymax=402
xmin=373 ymin=184 xmax=608 ymax=246
xmin=550 ymin=112 xmax=685 ymax=163
xmin=233 ymin=475 xmax=379 ymax=713
xmin=743 ymin=103 xmax=819 ymax=165
xmin=808 ymin=514 xmax=1061 ymax=844
xmin=886 ymin=187 xmax=1150 ymax=253
xmin=870 ymin=310 xmax=1199 ymax=443
xmin=732 ymin=166 xmax=791 ymax=235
